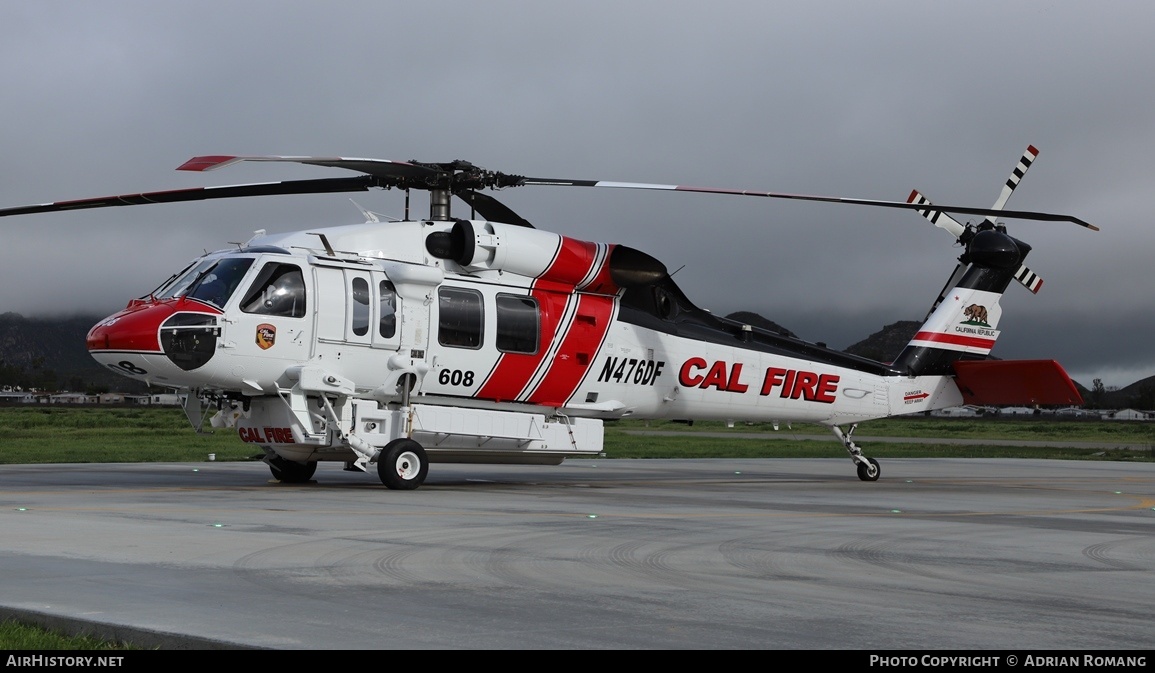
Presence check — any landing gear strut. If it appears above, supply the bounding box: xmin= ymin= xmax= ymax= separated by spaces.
xmin=831 ymin=424 xmax=880 ymax=481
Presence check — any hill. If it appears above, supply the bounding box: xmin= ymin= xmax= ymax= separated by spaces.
xmin=0 ymin=313 xmax=147 ymax=393
xmin=842 ymin=320 xmax=920 ymax=363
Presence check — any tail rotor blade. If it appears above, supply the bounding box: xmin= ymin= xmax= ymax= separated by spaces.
xmin=991 ymin=145 xmax=1039 ymax=213
xmin=908 ymin=190 xmax=966 ymax=239
xmin=908 ymin=189 xmax=1045 ymax=295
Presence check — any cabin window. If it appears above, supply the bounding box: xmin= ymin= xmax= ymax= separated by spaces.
xmin=379 ymin=280 xmax=397 ymax=339
xmin=496 ymin=294 xmax=539 ymax=354
xmin=350 ymin=277 xmax=370 ymax=336
xmin=438 ymin=287 xmax=483 ymax=349
xmin=185 ymin=258 xmax=256 ymax=310
xmin=240 ymin=263 xmax=307 ymax=318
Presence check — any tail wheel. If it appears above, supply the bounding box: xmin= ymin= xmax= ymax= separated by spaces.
xmin=856 ymin=457 xmax=880 ymax=482
xmin=377 ymin=438 xmax=429 ymax=490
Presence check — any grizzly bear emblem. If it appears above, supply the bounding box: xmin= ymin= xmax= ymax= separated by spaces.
xmin=962 ymin=304 xmax=990 ymax=327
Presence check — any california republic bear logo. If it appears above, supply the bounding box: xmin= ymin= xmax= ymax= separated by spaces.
xmin=961 ymin=304 xmax=990 ymax=327
xmin=256 ymin=323 xmax=276 ymax=350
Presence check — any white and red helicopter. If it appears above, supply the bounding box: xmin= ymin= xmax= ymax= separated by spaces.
xmin=0 ymin=147 xmax=1094 ymax=488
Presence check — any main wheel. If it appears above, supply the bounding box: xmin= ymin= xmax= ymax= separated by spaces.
xmin=377 ymin=438 xmax=428 ymax=490
xmin=269 ymin=457 xmax=318 ymax=483
xmin=856 ymin=457 xmax=880 ymax=482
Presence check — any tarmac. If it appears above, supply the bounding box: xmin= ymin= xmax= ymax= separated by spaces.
xmin=1 ymin=457 xmax=1153 ymax=649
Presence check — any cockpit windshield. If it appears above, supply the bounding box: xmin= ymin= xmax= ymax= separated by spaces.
xmin=157 ymin=257 xmax=255 ymax=309
xmin=155 ymin=259 xmax=214 ymax=300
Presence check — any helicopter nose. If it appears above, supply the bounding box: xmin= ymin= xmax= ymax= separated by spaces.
xmin=87 ymin=299 xmax=222 ymax=371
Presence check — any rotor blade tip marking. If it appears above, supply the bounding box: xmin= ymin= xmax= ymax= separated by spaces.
xmin=177 ymin=156 xmax=238 ymax=172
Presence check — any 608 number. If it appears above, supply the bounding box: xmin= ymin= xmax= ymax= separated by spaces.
xmin=438 ymin=369 xmax=475 ymax=387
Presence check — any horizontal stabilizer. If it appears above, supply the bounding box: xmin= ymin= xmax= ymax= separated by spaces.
xmin=952 ymin=360 xmax=1083 ymax=406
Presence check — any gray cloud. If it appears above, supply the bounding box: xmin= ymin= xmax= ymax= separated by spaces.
xmin=1 ymin=1 xmax=1151 ymax=387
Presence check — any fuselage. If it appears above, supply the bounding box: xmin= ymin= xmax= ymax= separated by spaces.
xmin=86 ymin=219 xmax=962 ymax=431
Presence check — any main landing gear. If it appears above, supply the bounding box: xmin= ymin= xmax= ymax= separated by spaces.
xmin=376 ymin=438 xmax=429 ymax=490
xmin=831 ymin=424 xmax=880 ymax=482
xmin=267 ymin=456 xmax=318 ymax=483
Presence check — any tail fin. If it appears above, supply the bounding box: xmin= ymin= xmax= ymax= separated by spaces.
xmin=892 ymin=240 xmax=1024 ymax=376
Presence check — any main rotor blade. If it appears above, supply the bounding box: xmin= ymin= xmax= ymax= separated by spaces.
xmin=0 ymin=176 xmax=381 ymax=219
xmin=516 ymin=177 xmax=1099 ymax=231
xmin=908 ymin=190 xmax=967 ymax=239
xmin=179 ymin=155 xmax=442 ymax=182
xmin=455 ymin=190 xmax=535 ymax=228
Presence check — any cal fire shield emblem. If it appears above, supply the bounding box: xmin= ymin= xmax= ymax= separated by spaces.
xmin=256 ymin=323 xmax=276 ymax=350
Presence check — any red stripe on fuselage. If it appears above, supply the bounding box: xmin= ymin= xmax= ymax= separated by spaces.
xmin=476 ymin=290 xmax=570 ymax=401
xmin=477 ymin=235 xmax=617 ymax=403
xmin=526 ymin=293 xmax=615 ymax=407
xmin=535 ymin=237 xmax=614 ymax=292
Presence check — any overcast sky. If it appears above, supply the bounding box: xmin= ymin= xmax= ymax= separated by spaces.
xmin=1 ymin=1 xmax=1151 ymax=388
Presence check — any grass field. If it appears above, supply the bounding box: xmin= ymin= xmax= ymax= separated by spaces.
xmin=0 ymin=405 xmax=1152 ymax=464
xmin=0 ymin=620 xmax=136 ymax=651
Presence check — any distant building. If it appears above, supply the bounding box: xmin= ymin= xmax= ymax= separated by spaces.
xmin=148 ymin=393 xmax=183 ymax=406
xmin=1104 ymin=408 xmax=1152 ymax=421
xmin=0 ymin=391 xmax=34 ymax=403
xmin=50 ymin=393 xmax=95 ymax=404
xmin=932 ymin=406 xmax=982 ymax=417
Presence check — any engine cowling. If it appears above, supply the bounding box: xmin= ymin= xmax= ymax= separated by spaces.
xmin=425 ymin=220 xmax=667 ymax=294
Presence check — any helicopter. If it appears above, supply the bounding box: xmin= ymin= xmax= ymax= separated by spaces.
xmin=0 ymin=147 xmax=1094 ymax=489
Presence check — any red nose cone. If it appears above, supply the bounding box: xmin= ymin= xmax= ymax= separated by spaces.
xmin=87 ymin=299 xmax=220 ymax=352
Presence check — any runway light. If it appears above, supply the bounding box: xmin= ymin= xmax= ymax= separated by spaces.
xmin=1114 ymin=491 xmax=1123 ymax=494
xmin=890 ymin=509 xmax=902 ymax=513
xmin=734 ymin=471 xmax=742 ymax=475
xmin=192 ymin=468 xmax=200 ymax=472
xmin=15 ymin=507 xmax=27 ymax=512
xmin=587 ymin=514 xmax=598 ymax=519
xmin=211 ymin=523 xmax=225 ymax=528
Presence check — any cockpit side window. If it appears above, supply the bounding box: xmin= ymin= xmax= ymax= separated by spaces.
xmin=438 ymin=287 xmax=483 ymax=349
xmin=240 ymin=263 xmax=307 ymax=318
xmin=496 ymin=294 xmax=539 ymax=354
xmin=379 ymin=280 xmax=397 ymax=339
xmin=185 ymin=258 xmax=255 ymax=310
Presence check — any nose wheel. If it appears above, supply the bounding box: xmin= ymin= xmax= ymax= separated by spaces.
xmin=832 ymin=425 xmax=880 ymax=482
